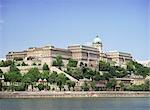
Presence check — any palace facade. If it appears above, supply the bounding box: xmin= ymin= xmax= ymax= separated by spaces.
xmin=6 ymin=35 xmax=132 ymax=68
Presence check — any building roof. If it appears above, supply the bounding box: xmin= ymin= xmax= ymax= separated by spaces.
xmin=93 ymin=35 xmax=102 ymax=44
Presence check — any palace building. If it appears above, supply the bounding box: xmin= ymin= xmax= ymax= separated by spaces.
xmin=6 ymin=35 xmax=132 ymax=68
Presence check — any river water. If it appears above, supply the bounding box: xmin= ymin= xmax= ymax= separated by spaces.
xmin=0 ymin=98 xmax=149 ymax=110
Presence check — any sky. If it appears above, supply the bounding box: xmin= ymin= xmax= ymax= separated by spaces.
xmin=0 ymin=0 xmax=149 ymax=60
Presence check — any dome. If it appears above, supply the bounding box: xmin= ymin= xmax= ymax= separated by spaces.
xmin=93 ymin=35 xmax=102 ymax=44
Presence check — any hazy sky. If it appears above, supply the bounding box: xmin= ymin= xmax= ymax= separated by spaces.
xmin=0 ymin=0 xmax=149 ymax=60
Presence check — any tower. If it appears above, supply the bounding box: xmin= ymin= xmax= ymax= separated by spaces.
xmin=92 ymin=35 xmax=103 ymax=53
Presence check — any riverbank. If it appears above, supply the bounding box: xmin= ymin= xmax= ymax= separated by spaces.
xmin=0 ymin=91 xmax=150 ymax=98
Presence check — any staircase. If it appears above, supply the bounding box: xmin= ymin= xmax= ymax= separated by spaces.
xmin=50 ymin=66 xmax=78 ymax=82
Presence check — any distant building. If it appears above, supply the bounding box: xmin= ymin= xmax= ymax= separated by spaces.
xmin=5 ymin=35 xmax=133 ymax=68
xmin=106 ymin=51 xmax=132 ymax=67
xmin=137 ymin=60 xmax=150 ymax=67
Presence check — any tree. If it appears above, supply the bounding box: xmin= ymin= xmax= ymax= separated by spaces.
xmin=126 ymin=60 xmax=150 ymax=77
xmin=114 ymin=66 xmax=127 ymax=78
xmin=106 ymin=79 xmax=116 ymax=91
xmin=41 ymin=71 xmax=49 ymax=79
xmin=56 ymin=73 xmax=67 ymax=91
xmin=83 ymin=68 xmax=95 ymax=79
xmin=21 ymin=76 xmax=32 ymax=90
xmin=119 ymin=82 xmax=125 ymax=91
xmin=52 ymin=55 xmax=64 ymax=70
xmin=66 ymin=80 xmax=76 ymax=91
xmin=144 ymin=80 xmax=150 ymax=91
xmin=67 ymin=58 xmax=78 ymax=67
xmin=38 ymin=84 xmax=45 ymax=91
xmin=99 ymin=61 xmax=111 ymax=71
xmin=66 ymin=67 xmax=83 ymax=80
xmin=4 ymin=64 xmax=22 ymax=82
xmin=0 ymin=60 xmax=13 ymax=67
xmin=4 ymin=71 xmax=22 ymax=82
xmin=25 ymin=68 xmax=41 ymax=82
xmin=10 ymin=64 xmax=20 ymax=72
xmin=91 ymin=81 xmax=96 ymax=91
xmin=43 ymin=63 xmax=49 ymax=71
xmin=48 ymin=72 xmax=58 ymax=84
xmin=82 ymin=82 xmax=90 ymax=91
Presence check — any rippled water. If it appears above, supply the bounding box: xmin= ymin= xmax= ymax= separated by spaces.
xmin=0 ymin=98 xmax=149 ymax=110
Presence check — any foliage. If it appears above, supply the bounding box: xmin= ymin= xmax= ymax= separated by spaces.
xmin=66 ymin=80 xmax=76 ymax=91
xmin=99 ymin=61 xmax=111 ymax=71
xmin=91 ymin=81 xmax=96 ymax=91
xmin=106 ymin=79 xmax=116 ymax=90
xmin=24 ymin=68 xmax=41 ymax=82
xmin=67 ymin=58 xmax=78 ymax=67
xmin=119 ymin=82 xmax=125 ymax=91
xmin=4 ymin=71 xmax=22 ymax=82
xmin=126 ymin=61 xmax=150 ymax=77
xmin=82 ymin=82 xmax=90 ymax=91
xmin=10 ymin=64 xmax=20 ymax=72
xmin=41 ymin=71 xmax=49 ymax=79
xmin=48 ymin=72 xmax=58 ymax=84
xmin=0 ymin=60 xmax=13 ymax=67
xmin=42 ymin=63 xmax=49 ymax=71
xmin=38 ymin=84 xmax=45 ymax=91
xmin=56 ymin=73 xmax=68 ymax=91
xmin=52 ymin=55 xmax=64 ymax=70
xmin=83 ymin=68 xmax=95 ymax=79
xmin=15 ymin=83 xmax=26 ymax=91
xmin=125 ymin=80 xmax=150 ymax=91
xmin=66 ymin=67 xmax=83 ymax=80
xmin=4 ymin=64 xmax=22 ymax=82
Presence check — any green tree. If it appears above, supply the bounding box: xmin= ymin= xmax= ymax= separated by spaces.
xmin=48 ymin=72 xmax=58 ymax=84
xmin=66 ymin=80 xmax=76 ymax=91
xmin=119 ymin=82 xmax=125 ymax=91
xmin=106 ymin=79 xmax=116 ymax=91
xmin=4 ymin=64 xmax=22 ymax=82
xmin=66 ymin=67 xmax=83 ymax=80
xmin=67 ymin=58 xmax=78 ymax=67
xmin=43 ymin=63 xmax=49 ymax=71
xmin=25 ymin=68 xmax=41 ymax=82
xmin=82 ymin=82 xmax=90 ymax=91
xmin=99 ymin=61 xmax=111 ymax=71
xmin=4 ymin=71 xmax=22 ymax=82
xmin=52 ymin=55 xmax=64 ymax=70
xmin=38 ymin=84 xmax=45 ymax=91
xmin=10 ymin=64 xmax=20 ymax=72
xmin=91 ymin=81 xmax=96 ymax=91
xmin=41 ymin=71 xmax=49 ymax=79
xmin=56 ymin=73 xmax=67 ymax=91
xmin=144 ymin=80 xmax=150 ymax=91
xmin=0 ymin=60 xmax=13 ymax=67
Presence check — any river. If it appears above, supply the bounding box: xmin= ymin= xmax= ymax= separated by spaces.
xmin=0 ymin=98 xmax=149 ymax=110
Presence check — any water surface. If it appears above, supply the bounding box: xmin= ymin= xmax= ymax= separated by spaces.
xmin=0 ymin=98 xmax=149 ymax=110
